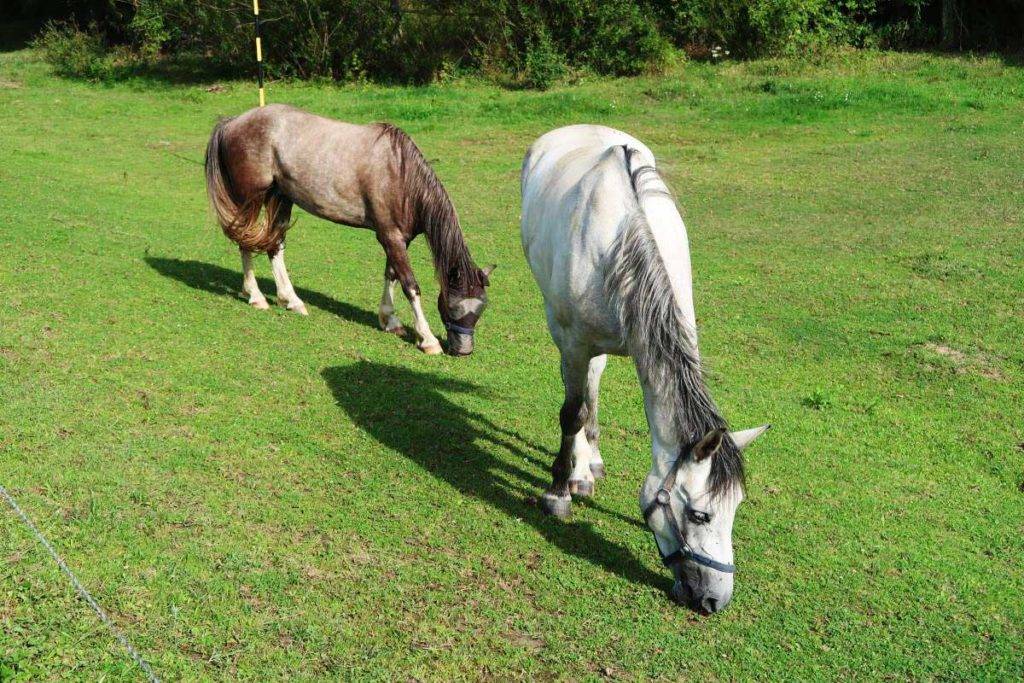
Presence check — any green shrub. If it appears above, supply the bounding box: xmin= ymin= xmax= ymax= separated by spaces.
xmin=523 ymin=27 xmax=567 ymax=90
xmin=127 ymin=0 xmax=172 ymax=58
xmin=27 ymin=1 xmax=1024 ymax=85
xmin=649 ymin=0 xmax=879 ymax=57
xmin=576 ymin=0 xmax=670 ymax=75
xmin=32 ymin=22 xmax=114 ymax=80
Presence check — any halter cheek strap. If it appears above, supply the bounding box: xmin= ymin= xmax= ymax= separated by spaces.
xmin=643 ymin=452 xmax=736 ymax=574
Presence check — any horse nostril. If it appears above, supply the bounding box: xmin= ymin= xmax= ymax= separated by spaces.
xmin=702 ymin=597 xmax=719 ymax=614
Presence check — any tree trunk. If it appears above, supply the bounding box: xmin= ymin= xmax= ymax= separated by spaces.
xmin=941 ymin=0 xmax=960 ymax=49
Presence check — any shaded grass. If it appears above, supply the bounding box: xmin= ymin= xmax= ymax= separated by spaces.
xmin=0 ymin=48 xmax=1022 ymax=679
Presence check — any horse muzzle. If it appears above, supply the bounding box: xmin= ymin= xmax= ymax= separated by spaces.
xmin=671 ymin=563 xmax=734 ymax=614
xmin=445 ymin=323 xmax=475 ymax=356
xmin=675 ymin=577 xmax=733 ymax=614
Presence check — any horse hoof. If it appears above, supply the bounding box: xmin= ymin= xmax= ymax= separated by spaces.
xmin=249 ymin=298 xmax=270 ymax=310
xmin=568 ymin=480 xmax=594 ymax=497
xmin=385 ymin=325 xmax=407 ymax=337
xmin=539 ymin=493 xmax=571 ymax=518
xmin=419 ymin=342 xmax=443 ymax=355
xmin=590 ymin=463 xmax=606 ymax=480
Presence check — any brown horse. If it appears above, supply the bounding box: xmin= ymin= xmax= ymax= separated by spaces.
xmin=204 ymin=104 xmax=494 ymax=355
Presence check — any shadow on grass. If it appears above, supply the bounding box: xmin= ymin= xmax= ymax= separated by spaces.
xmin=108 ymin=55 xmax=241 ymax=87
xmin=145 ymin=256 xmax=379 ymax=330
xmin=321 ymin=360 xmax=670 ymax=594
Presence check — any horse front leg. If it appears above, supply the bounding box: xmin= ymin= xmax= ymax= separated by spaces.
xmin=540 ymin=351 xmax=590 ymax=518
xmin=240 ymin=248 xmax=270 ymax=310
xmin=378 ymin=264 xmax=406 ymax=336
xmin=382 ymin=238 xmax=442 ymax=355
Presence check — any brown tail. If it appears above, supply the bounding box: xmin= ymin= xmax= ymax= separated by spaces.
xmin=204 ymin=118 xmax=289 ymax=253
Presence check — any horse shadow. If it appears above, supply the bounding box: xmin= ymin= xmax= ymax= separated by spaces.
xmin=321 ymin=361 xmax=670 ymax=594
xmin=144 ymin=257 xmax=378 ymax=330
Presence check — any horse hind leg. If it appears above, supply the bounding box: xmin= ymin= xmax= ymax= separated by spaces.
xmin=240 ymin=248 xmax=270 ymax=310
xmin=567 ymin=430 xmax=595 ymax=497
xmin=585 ymin=354 xmax=608 ymax=480
xmin=265 ymin=197 xmax=308 ymax=315
xmin=567 ymin=354 xmax=607 ymax=496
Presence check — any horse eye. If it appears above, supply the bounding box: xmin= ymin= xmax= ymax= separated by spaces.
xmin=687 ymin=510 xmax=711 ymax=525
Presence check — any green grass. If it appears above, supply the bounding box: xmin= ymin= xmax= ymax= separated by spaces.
xmin=1 ymin=47 xmax=1022 ymax=680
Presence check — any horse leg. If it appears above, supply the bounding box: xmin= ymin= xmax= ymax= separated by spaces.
xmin=377 ymin=264 xmax=405 ymax=335
xmin=540 ymin=351 xmax=590 ymax=518
xmin=381 ymin=237 xmax=442 ymax=355
xmin=264 ymin=199 xmax=307 ymax=315
xmin=268 ymin=242 xmax=308 ymax=315
xmin=585 ymin=354 xmax=608 ymax=480
xmin=240 ymin=248 xmax=269 ymax=310
xmin=567 ymin=354 xmax=608 ymax=496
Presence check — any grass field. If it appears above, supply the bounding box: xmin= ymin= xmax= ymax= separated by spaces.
xmin=1 ymin=45 xmax=1022 ymax=680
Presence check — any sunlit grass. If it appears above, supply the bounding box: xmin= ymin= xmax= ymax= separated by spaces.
xmin=1 ymin=48 xmax=1022 ymax=679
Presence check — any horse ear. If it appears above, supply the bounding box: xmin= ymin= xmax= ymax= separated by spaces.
xmin=729 ymin=424 xmax=771 ymax=451
xmin=480 ymin=264 xmax=496 ymax=285
xmin=693 ymin=428 xmax=726 ymax=462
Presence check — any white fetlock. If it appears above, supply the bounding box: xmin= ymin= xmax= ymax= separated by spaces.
xmin=589 ymin=450 xmax=606 ymax=479
xmin=379 ymin=312 xmax=404 ymax=334
xmin=247 ymin=292 xmax=270 ymax=310
xmin=568 ymin=479 xmax=594 ymax=497
xmin=418 ymin=339 xmax=443 ymax=355
xmin=282 ymin=297 xmax=308 ymax=315
xmin=568 ymin=430 xmax=595 ymax=492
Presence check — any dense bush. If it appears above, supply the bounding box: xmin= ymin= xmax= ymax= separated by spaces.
xmin=32 ymin=22 xmax=115 ymax=80
xmin=16 ymin=0 xmax=1024 ymax=88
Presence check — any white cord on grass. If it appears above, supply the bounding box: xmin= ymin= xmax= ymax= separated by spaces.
xmin=0 ymin=484 xmax=160 ymax=682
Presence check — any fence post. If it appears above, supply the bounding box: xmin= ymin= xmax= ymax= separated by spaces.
xmin=253 ymin=0 xmax=265 ymax=106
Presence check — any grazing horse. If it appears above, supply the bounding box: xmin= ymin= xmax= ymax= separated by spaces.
xmin=520 ymin=125 xmax=769 ymax=612
xmin=204 ymin=104 xmax=494 ymax=355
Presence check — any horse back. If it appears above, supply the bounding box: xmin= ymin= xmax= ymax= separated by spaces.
xmin=219 ymin=105 xmax=402 ymax=229
xmin=521 ymin=126 xmax=647 ymax=351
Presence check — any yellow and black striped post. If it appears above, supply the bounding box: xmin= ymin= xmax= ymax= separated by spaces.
xmin=253 ymin=0 xmax=265 ymax=106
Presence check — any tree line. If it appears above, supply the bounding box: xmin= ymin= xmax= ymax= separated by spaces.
xmin=12 ymin=0 xmax=1024 ymax=87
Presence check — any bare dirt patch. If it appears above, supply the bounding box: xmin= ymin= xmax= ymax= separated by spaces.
xmin=921 ymin=342 xmax=1005 ymax=380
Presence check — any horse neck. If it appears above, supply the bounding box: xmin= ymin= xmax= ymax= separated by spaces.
xmin=637 ymin=345 xmax=726 ymax=467
xmin=633 ymin=169 xmax=698 ymax=340
xmin=610 ymin=163 xmax=725 ymax=468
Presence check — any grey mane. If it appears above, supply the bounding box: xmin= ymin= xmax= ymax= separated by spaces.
xmin=376 ymin=124 xmax=479 ymax=295
xmin=604 ymin=146 xmax=744 ymax=498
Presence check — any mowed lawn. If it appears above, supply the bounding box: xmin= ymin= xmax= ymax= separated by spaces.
xmin=1 ymin=45 xmax=1022 ymax=680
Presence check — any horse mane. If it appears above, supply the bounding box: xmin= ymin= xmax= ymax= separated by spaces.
xmin=376 ymin=123 xmax=478 ymax=296
xmin=604 ymin=146 xmax=744 ymax=498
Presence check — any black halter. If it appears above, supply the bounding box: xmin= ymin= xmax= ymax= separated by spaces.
xmin=642 ymin=444 xmax=736 ymax=574
xmin=444 ymin=321 xmax=475 ymax=336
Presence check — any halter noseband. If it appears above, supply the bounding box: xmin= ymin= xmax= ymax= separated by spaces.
xmin=642 ymin=444 xmax=736 ymax=574
xmin=444 ymin=321 xmax=475 ymax=336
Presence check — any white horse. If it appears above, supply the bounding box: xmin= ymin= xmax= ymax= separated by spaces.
xmin=520 ymin=125 xmax=769 ymax=612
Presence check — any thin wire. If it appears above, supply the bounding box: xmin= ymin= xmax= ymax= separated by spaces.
xmin=0 ymin=484 xmax=160 ymax=682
